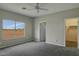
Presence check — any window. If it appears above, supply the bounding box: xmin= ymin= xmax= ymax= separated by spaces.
xmin=15 ymin=22 xmax=25 ymax=37
xmin=3 ymin=20 xmax=15 ymax=40
xmin=2 ymin=20 xmax=25 ymax=40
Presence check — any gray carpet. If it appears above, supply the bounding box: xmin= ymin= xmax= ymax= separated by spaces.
xmin=0 ymin=42 xmax=79 ymax=56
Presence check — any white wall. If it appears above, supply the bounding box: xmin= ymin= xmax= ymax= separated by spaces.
xmin=35 ymin=8 xmax=79 ymax=48
xmin=0 ymin=9 xmax=34 ymax=48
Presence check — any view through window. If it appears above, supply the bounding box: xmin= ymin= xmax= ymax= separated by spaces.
xmin=3 ymin=20 xmax=25 ymax=40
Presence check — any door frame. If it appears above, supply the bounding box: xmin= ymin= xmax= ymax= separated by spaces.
xmin=64 ymin=17 xmax=79 ymax=48
xmin=39 ymin=21 xmax=46 ymax=42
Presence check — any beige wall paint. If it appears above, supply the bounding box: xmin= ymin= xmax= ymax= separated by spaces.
xmin=66 ymin=18 xmax=78 ymax=26
xmin=35 ymin=8 xmax=79 ymax=48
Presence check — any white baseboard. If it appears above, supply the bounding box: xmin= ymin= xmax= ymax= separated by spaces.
xmin=46 ymin=42 xmax=65 ymax=47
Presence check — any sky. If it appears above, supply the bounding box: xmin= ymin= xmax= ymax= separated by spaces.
xmin=3 ymin=20 xmax=25 ymax=29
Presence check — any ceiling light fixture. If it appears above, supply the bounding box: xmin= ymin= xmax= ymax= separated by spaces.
xmin=22 ymin=7 xmax=27 ymax=10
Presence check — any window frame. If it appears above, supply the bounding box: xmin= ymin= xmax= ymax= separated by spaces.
xmin=2 ymin=19 xmax=26 ymax=40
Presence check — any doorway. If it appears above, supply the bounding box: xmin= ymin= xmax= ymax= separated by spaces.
xmin=66 ymin=18 xmax=78 ymax=48
xmin=40 ymin=22 xmax=46 ymax=42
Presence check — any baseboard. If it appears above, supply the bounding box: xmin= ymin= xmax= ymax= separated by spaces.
xmin=0 ymin=40 xmax=34 ymax=49
xmin=46 ymin=42 xmax=65 ymax=47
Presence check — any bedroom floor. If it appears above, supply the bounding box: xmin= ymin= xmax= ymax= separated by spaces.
xmin=0 ymin=42 xmax=79 ymax=56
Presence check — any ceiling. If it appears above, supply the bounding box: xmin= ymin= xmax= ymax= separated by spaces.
xmin=0 ymin=3 xmax=79 ymax=17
